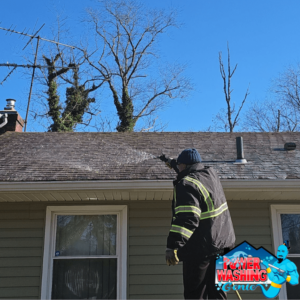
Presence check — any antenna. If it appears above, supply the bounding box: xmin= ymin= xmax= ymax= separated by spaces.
xmin=0 ymin=25 xmax=78 ymax=50
xmin=22 ymin=24 xmax=45 ymax=50
xmin=0 ymin=63 xmax=77 ymax=69
xmin=0 ymin=24 xmax=81 ymax=132
xmin=0 ymin=66 xmax=17 ymax=85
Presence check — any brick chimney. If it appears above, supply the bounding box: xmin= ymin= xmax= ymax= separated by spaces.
xmin=0 ymin=99 xmax=24 ymax=135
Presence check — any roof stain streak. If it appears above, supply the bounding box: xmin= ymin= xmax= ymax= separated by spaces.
xmin=0 ymin=132 xmax=299 ymax=182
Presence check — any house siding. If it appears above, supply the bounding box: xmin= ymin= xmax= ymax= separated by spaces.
xmin=0 ymin=199 xmax=299 ymax=299
xmin=0 ymin=203 xmax=44 ymax=299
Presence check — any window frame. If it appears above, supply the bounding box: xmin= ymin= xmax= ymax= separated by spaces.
xmin=271 ymin=204 xmax=300 ymax=300
xmin=41 ymin=205 xmax=127 ymax=299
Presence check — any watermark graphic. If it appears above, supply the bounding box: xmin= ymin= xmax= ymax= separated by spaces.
xmin=215 ymin=241 xmax=299 ymax=299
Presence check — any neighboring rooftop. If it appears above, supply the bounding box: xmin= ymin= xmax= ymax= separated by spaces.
xmin=0 ymin=132 xmax=299 ymax=182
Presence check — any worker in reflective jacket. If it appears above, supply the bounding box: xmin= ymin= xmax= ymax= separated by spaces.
xmin=159 ymin=148 xmax=236 ymax=300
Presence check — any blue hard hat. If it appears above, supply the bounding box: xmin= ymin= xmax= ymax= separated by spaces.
xmin=177 ymin=148 xmax=202 ymax=164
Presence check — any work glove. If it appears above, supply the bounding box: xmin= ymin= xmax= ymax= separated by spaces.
xmin=159 ymin=154 xmax=177 ymax=170
xmin=166 ymin=248 xmax=179 ymax=266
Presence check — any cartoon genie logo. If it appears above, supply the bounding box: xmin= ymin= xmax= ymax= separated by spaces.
xmin=215 ymin=241 xmax=299 ymax=299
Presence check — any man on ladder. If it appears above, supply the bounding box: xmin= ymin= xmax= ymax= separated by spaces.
xmin=160 ymin=148 xmax=236 ymax=299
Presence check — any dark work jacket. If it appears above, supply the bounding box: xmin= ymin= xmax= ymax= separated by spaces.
xmin=167 ymin=163 xmax=236 ymax=260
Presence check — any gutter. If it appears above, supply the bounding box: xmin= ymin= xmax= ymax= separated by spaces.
xmin=1 ymin=179 xmax=300 ymax=192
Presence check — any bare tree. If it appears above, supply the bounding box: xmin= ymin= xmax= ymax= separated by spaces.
xmin=10 ymin=1 xmax=190 ymax=132
xmin=84 ymin=0 xmax=191 ymax=132
xmin=242 ymin=65 xmax=300 ymax=132
xmin=213 ymin=43 xmax=249 ymax=132
xmin=242 ymin=99 xmax=300 ymax=132
xmin=20 ymin=15 xmax=104 ymax=132
xmin=274 ymin=64 xmax=300 ymax=111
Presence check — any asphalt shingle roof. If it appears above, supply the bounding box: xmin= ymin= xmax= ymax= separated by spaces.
xmin=0 ymin=132 xmax=299 ymax=182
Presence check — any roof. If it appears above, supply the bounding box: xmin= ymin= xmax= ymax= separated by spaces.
xmin=0 ymin=132 xmax=300 ymax=182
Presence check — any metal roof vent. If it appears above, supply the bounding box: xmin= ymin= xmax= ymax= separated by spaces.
xmin=284 ymin=142 xmax=296 ymax=151
xmin=234 ymin=136 xmax=247 ymax=164
xmin=4 ymin=99 xmax=16 ymax=111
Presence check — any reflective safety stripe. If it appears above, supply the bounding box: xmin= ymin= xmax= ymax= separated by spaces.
xmin=185 ymin=177 xmax=214 ymax=211
xmin=174 ymin=176 xmax=228 ymax=222
xmin=200 ymin=202 xmax=228 ymax=220
xmin=183 ymin=176 xmax=229 ymax=220
xmin=175 ymin=205 xmax=201 ymax=217
xmin=170 ymin=224 xmax=193 ymax=239
xmin=185 ymin=177 xmax=209 ymax=199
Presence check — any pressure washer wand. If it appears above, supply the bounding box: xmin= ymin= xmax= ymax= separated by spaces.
xmin=261 ymin=260 xmax=285 ymax=274
xmin=228 ymin=280 xmax=242 ymax=300
xmin=156 ymin=154 xmax=179 ymax=174
xmin=234 ymin=288 xmax=242 ymax=300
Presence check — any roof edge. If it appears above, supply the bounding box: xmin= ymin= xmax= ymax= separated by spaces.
xmin=1 ymin=179 xmax=300 ymax=192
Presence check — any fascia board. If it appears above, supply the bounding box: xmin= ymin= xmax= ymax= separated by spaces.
xmin=1 ymin=179 xmax=300 ymax=192
xmin=221 ymin=179 xmax=300 ymax=191
xmin=0 ymin=180 xmax=172 ymax=192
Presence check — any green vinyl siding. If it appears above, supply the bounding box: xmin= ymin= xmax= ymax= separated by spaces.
xmin=127 ymin=200 xmax=279 ymax=300
xmin=0 ymin=199 xmax=299 ymax=299
xmin=128 ymin=201 xmax=183 ymax=299
xmin=0 ymin=203 xmax=44 ymax=299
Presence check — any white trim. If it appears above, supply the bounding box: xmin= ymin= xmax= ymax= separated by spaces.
xmin=41 ymin=205 xmax=127 ymax=300
xmin=222 ymin=180 xmax=300 ymax=191
xmin=0 ymin=180 xmax=171 ymax=191
xmin=1 ymin=179 xmax=300 ymax=192
xmin=271 ymin=205 xmax=300 ymax=300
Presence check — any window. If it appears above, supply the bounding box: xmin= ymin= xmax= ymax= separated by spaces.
xmin=41 ymin=206 xmax=127 ymax=299
xmin=271 ymin=205 xmax=300 ymax=300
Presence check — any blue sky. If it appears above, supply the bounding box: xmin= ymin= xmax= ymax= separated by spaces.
xmin=1 ymin=0 xmax=300 ymax=132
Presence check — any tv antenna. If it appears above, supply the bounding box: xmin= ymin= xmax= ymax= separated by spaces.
xmin=0 ymin=23 xmax=80 ymax=132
